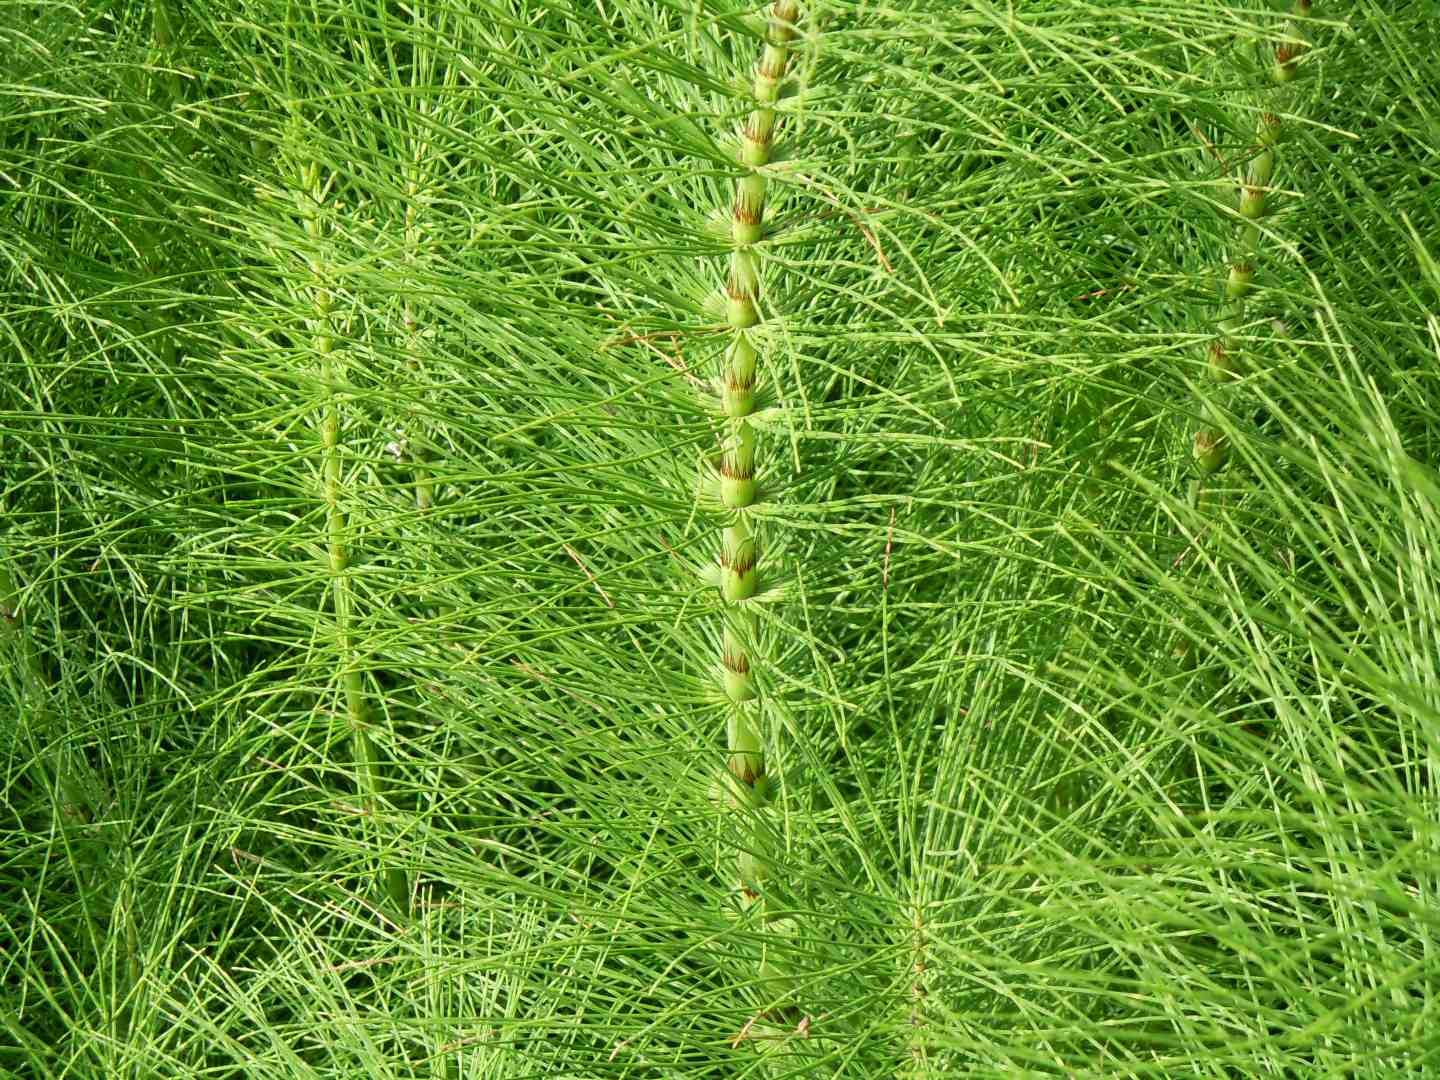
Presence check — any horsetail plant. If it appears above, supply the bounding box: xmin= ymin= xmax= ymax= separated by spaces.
xmin=402 ymin=190 xmax=435 ymax=513
xmin=1194 ymin=0 xmax=1315 ymax=479
xmin=290 ymin=121 xmax=410 ymax=916
xmin=396 ymin=37 xmax=463 ymax=516
xmin=692 ymin=0 xmax=808 ymax=1041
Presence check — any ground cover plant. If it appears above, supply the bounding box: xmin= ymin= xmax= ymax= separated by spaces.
xmin=2 ymin=0 xmax=1438 ymax=1076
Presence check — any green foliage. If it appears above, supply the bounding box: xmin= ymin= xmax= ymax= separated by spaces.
xmin=2 ymin=0 xmax=1438 ymax=1077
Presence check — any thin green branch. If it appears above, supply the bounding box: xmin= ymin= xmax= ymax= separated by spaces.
xmin=297 ymin=137 xmax=410 ymax=918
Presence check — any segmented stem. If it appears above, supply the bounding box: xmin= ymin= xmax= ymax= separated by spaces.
xmin=298 ymin=148 xmax=409 ymax=915
xmin=403 ymin=185 xmax=434 ymax=512
xmin=1195 ymin=0 xmax=1313 ymax=478
xmin=707 ymin=0 xmax=804 ymax=1032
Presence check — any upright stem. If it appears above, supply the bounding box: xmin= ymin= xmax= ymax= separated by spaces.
xmin=1194 ymin=0 xmax=1314 ymax=482
xmin=707 ymin=0 xmax=804 ymax=1035
xmin=402 ymin=175 xmax=434 ymax=512
xmin=298 ymin=148 xmax=409 ymax=915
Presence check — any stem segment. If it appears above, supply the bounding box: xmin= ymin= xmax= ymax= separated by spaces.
xmin=1195 ymin=1 xmax=1315 ymax=481
xmin=297 ymin=140 xmax=409 ymax=916
xmin=707 ymin=0 xmax=805 ymax=1034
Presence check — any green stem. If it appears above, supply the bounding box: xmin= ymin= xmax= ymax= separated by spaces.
xmin=1197 ymin=1 xmax=1314 ymax=478
xmin=709 ymin=0 xmax=805 ymax=1035
xmin=301 ymin=154 xmax=409 ymax=916
xmin=403 ymin=181 xmax=435 ymax=512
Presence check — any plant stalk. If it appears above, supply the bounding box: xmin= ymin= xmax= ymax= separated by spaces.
xmin=299 ymin=149 xmax=409 ymax=916
xmin=1195 ymin=0 xmax=1314 ymax=480
xmin=708 ymin=0 xmax=806 ymax=1036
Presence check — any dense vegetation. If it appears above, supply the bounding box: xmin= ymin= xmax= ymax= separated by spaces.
xmin=3 ymin=1 xmax=1437 ymax=1076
